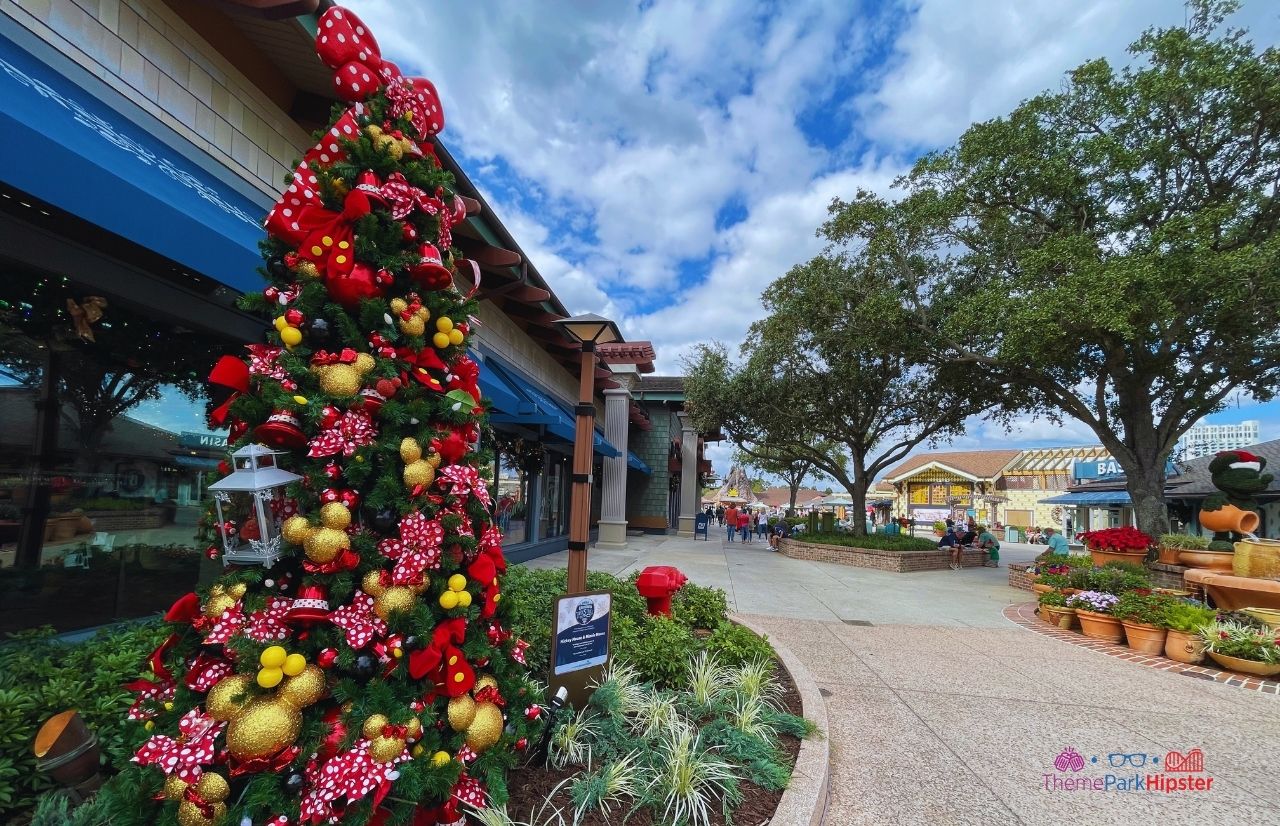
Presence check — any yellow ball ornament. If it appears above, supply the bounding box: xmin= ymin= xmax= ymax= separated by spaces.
xmin=256 ymin=667 xmax=283 ymax=689
xmin=280 ymin=326 xmax=302 ymax=347
xmin=465 ymin=701 xmax=504 ymax=753
xmin=205 ymin=674 xmax=253 ymax=721
xmin=448 ymin=329 xmax=465 ymax=346
xmin=412 ymin=743 xmax=425 ymax=758
xmin=282 ymin=653 xmax=307 ymax=677
xmin=448 ymin=574 xmax=467 ymax=592
xmin=303 ymin=527 xmax=349 ymax=564
xmin=447 ymin=694 xmax=477 ymax=731
xmin=435 ymin=316 xmax=454 ymax=333
xmin=432 ymin=332 xmax=451 ymax=349
xmin=438 ymin=590 xmax=459 ymax=610
xmin=281 ymin=516 xmax=312 ymax=545
xmin=278 ymin=665 xmax=327 ymax=707
xmin=225 ymin=699 xmax=301 ymax=760
xmin=177 ymin=802 xmax=226 ymax=826
xmin=373 ymin=586 xmax=415 ymax=621
xmin=353 ymin=352 xmax=376 ymax=374
xmin=292 ymin=395 xmax=309 ymax=405
xmin=319 ymin=502 xmax=352 ymax=530
xmin=362 ymin=570 xmax=387 ymax=596
xmin=456 ymin=590 xmax=472 ymax=608
xmin=431 ymin=750 xmax=452 ymax=767
xmin=260 ymin=646 xmax=288 ymax=669
xmin=362 ymin=714 xmax=390 ymax=740
xmin=273 ymin=316 xmax=289 ymax=331
xmin=400 ymin=437 xmax=422 ymax=462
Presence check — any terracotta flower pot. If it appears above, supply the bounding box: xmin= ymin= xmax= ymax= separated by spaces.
xmin=1233 ymin=538 xmax=1280 ymax=579
xmin=1164 ymin=629 xmax=1205 ymax=664
xmin=1205 ymin=651 xmax=1280 ymax=677
xmin=1032 ymin=582 xmax=1056 ymax=596
xmin=1075 ymin=610 xmax=1124 ymax=643
xmin=1156 ymin=544 xmax=1182 ymax=565
xmin=1042 ymin=605 xmax=1077 ymax=630
xmin=1120 ymin=621 xmax=1167 ymax=655
xmin=1089 ymin=548 xmax=1147 ymax=567
xmin=1177 ymin=549 xmax=1235 ymax=572
xmin=1199 ymin=504 xmax=1259 ymax=535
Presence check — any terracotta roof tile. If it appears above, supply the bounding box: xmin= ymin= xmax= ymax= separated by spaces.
xmin=883 ymin=449 xmax=1022 ymax=481
xmin=756 ymin=487 xmax=825 ymax=508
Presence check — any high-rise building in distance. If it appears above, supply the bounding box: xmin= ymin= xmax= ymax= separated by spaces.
xmin=1178 ymin=420 xmax=1261 ymax=460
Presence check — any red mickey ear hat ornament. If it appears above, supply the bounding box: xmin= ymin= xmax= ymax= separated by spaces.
xmin=285 ymin=582 xmax=331 ymax=626
xmin=408 ymin=243 xmax=453 ymax=291
xmin=253 ymin=409 xmax=307 ymax=449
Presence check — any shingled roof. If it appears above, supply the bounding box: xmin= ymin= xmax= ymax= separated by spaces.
xmin=883 ymin=450 xmax=1022 ymax=482
xmin=636 ymin=376 xmax=684 ymax=393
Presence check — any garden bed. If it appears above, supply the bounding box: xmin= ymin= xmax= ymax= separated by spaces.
xmin=780 ymin=537 xmax=986 ymax=572
xmin=506 ymin=656 xmax=803 ymax=826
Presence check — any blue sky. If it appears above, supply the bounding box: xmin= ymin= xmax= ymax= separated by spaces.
xmin=124 ymin=2 xmax=1280 ymax=474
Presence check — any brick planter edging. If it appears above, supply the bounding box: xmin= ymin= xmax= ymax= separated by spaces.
xmin=1003 ymin=602 xmax=1280 ymax=695
xmin=779 ymin=538 xmax=986 ymax=572
xmin=1008 ymin=563 xmax=1034 ymax=591
xmin=1009 ymin=561 xmax=1191 ymax=594
xmin=732 ymin=614 xmax=829 ymax=826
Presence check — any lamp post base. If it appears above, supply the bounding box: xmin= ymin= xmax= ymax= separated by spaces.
xmin=595 ymin=520 xmax=628 ymax=550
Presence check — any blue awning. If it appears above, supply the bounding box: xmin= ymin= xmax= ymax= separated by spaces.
xmin=484 ymin=358 xmax=619 ymax=457
xmin=627 ymin=452 xmax=651 ymax=475
xmin=1041 ymin=491 xmax=1133 ymax=506
xmin=0 ymin=31 xmax=267 ymax=292
xmin=473 ymin=355 xmax=542 ymax=421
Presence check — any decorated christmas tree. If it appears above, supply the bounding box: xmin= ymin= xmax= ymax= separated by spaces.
xmin=117 ymin=7 xmax=540 ymax=824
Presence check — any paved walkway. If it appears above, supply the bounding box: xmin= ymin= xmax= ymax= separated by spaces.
xmin=527 ymin=533 xmax=1280 ymax=825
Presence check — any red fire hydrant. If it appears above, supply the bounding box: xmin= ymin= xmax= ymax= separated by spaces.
xmin=635 ymin=566 xmax=688 ymax=617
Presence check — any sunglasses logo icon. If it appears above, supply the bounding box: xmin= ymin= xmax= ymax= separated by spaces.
xmin=1107 ymin=753 xmax=1150 ymax=768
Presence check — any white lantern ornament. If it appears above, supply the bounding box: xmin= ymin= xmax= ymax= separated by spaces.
xmin=208 ymin=444 xmax=302 ymax=568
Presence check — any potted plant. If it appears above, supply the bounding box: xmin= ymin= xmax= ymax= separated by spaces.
xmin=1079 ymin=526 xmax=1153 ymax=567
xmin=1085 ymin=564 xmax=1151 ymax=595
xmin=1038 ymin=591 xmax=1076 ymax=629
xmin=1163 ymin=602 xmax=1215 ymax=664
xmin=1157 ymin=533 xmax=1208 ymax=565
xmin=1112 ymin=591 xmax=1171 ymax=654
xmin=1198 ymin=621 xmax=1280 ymax=677
xmin=932 ymin=520 xmax=947 ymax=537
xmin=1066 ymin=591 xmax=1123 ymax=642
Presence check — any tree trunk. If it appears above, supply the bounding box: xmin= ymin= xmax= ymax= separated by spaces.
xmin=788 ymin=482 xmax=800 ymax=514
xmin=1127 ymin=472 xmax=1170 ymax=538
xmin=847 ymin=476 xmax=869 ymax=536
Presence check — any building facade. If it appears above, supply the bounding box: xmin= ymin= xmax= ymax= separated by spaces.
xmin=0 ymin=0 xmax=654 ymax=631
xmin=1178 ymin=420 xmax=1261 ymax=460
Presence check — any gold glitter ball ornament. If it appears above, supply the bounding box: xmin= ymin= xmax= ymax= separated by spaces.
xmin=164 ymin=773 xmax=189 ymax=801
xmin=316 ymin=364 xmax=361 ymax=397
xmin=447 ymin=694 xmax=476 ymax=731
xmin=465 ymin=701 xmax=503 ymax=753
xmin=319 ymin=502 xmax=352 ymax=530
xmin=474 ymin=674 xmax=498 ymax=693
xmin=431 ymin=750 xmax=451 ymax=767
xmin=406 ymin=717 xmax=422 ymax=739
xmin=278 ymin=664 xmax=327 ymax=708
xmin=176 ymin=801 xmax=226 ymax=826
xmin=225 ymin=699 xmax=301 ymax=760
xmin=369 ymin=734 xmax=405 ymax=763
xmin=205 ymin=674 xmax=253 ymax=722
xmin=281 ymin=515 xmax=313 ymax=545
xmin=362 ymin=570 xmax=387 ymax=596
xmin=403 ymin=461 xmax=435 ymax=488
xmin=400 ymin=437 xmax=422 ymax=463
xmin=353 ymin=353 xmax=376 ymax=374
xmin=362 ymin=713 xmax=389 ymax=740
xmin=195 ymin=772 xmax=230 ymax=803
xmin=303 ymin=527 xmax=349 ymax=564
xmin=373 ymin=586 xmax=414 ymax=621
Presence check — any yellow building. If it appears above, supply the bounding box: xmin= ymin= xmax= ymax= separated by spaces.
xmin=882 ymin=446 xmax=1111 ymax=530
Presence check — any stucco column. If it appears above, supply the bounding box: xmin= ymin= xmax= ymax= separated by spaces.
xmin=595 ymin=383 xmax=632 ymax=549
xmin=676 ymin=412 xmax=698 ymax=537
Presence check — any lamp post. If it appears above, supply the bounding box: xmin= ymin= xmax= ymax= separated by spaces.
xmin=553 ymin=313 xmax=622 ymax=594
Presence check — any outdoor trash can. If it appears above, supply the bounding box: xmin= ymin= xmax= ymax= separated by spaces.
xmin=635 ymin=565 xmax=688 ymax=617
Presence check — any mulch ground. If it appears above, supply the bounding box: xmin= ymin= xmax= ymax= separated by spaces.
xmin=505 ymin=658 xmax=803 ymax=826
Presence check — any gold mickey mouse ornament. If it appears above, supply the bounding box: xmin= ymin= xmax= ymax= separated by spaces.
xmin=311 ymin=351 xmax=376 ymax=397
xmin=361 ymin=713 xmax=422 ymax=763
xmin=166 ymin=772 xmax=230 ymax=826
xmin=362 ymin=569 xmax=429 ymax=622
xmin=445 ymin=673 xmax=504 ymax=753
xmin=210 ymin=664 xmax=327 ymax=761
xmin=400 ymin=437 xmax=442 ymax=489
xmin=389 ymin=296 xmax=430 ymax=337
xmin=203 ymin=583 xmax=247 ymax=618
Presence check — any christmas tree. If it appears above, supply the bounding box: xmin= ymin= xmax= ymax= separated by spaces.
xmin=120 ymin=7 xmax=539 ymax=825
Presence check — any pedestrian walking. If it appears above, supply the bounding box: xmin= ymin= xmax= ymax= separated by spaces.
xmin=715 ymin=505 xmax=725 ymax=527
xmin=738 ymin=508 xmax=751 ymax=543
xmin=723 ymin=504 xmax=738 ymax=542
xmin=757 ymin=511 xmax=768 ymax=538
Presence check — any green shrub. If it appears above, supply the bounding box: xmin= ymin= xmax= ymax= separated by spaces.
xmin=705 ymin=623 xmax=775 ymax=669
xmin=1037 ymin=590 xmax=1068 ymax=607
xmin=672 ymin=583 xmax=729 ymax=630
xmin=792 ymin=533 xmax=937 ymax=552
xmin=1159 ymin=533 xmax=1210 ymax=550
xmin=1112 ymin=591 xmax=1174 ymax=626
xmin=0 ymin=623 xmax=168 ymax=819
xmin=618 ymin=616 xmax=699 ymax=688
xmin=1163 ymin=601 xmax=1217 ymax=633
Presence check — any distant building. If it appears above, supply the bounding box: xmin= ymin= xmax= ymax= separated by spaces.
xmin=1178 ymin=420 xmax=1260 ymax=460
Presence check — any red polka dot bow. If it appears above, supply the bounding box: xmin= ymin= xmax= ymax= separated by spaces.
xmin=132 ymin=710 xmax=225 ymax=782
xmin=328 ymin=592 xmax=387 ymax=650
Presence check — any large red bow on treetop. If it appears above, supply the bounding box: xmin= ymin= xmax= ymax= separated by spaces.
xmin=315 ymin=7 xmax=445 ymax=140
xmin=264 ymin=162 xmax=322 ymax=246
xmin=207 ymin=356 xmax=249 ymax=428
xmin=370 ymin=172 xmax=448 ymax=222
xmin=407 ymin=617 xmax=474 ymax=697
xmin=297 ymin=189 xmax=372 ymax=280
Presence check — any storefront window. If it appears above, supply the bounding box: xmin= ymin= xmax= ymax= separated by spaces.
xmin=0 ymin=266 xmax=229 ymax=633
xmin=541 ymin=453 xmax=570 ymax=539
xmin=494 ymin=449 xmax=529 ymax=545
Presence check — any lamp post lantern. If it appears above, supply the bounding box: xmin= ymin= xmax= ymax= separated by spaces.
xmin=553 ymin=313 xmax=622 ymax=593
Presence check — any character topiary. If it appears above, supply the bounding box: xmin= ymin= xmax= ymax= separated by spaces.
xmin=1200 ymin=450 xmax=1273 ymax=551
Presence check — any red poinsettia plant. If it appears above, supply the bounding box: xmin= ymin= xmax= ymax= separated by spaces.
xmin=1078 ymin=526 xmax=1153 ymax=553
